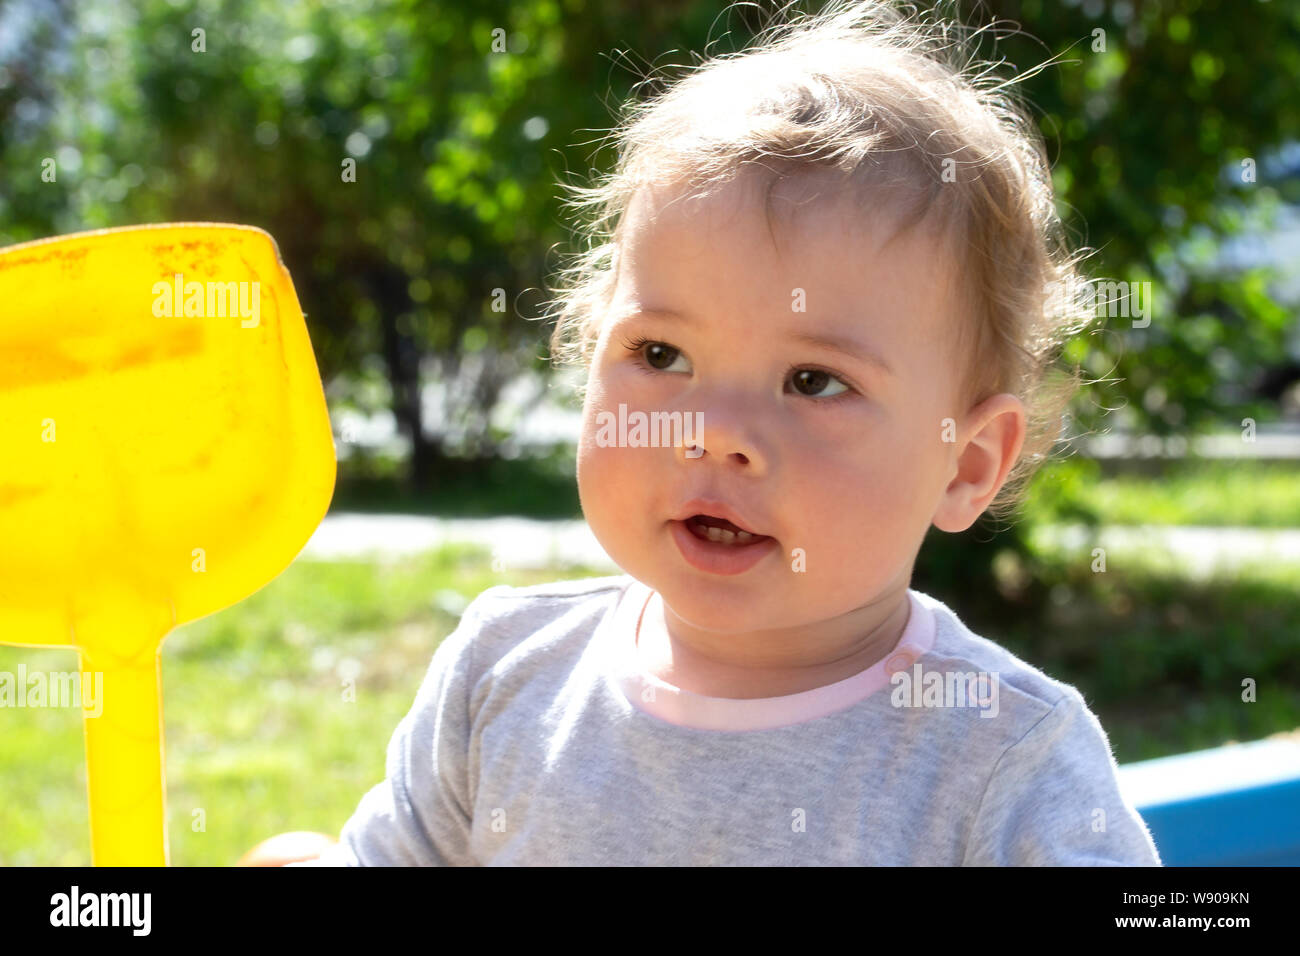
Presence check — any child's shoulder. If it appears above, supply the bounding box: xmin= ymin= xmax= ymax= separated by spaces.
xmin=442 ymin=573 xmax=632 ymax=661
xmin=465 ymin=573 xmax=631 ymax=622
xmin=912 ymin=588 xmax=1100 ymax=729
xmin=474 ymin=573 xmax=632 ymax=603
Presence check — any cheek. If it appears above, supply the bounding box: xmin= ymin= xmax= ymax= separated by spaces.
xmin=796 ymin=432 xmax=929 ymax=535
xmin=578 ymin=353 xmax=642 ymax=424
xmin=576 ymin=410 xmax=637 ymax=519
xmin=594 ymin=356 xmax=656 ymax=404
xmin=575 ymin=357 xmax=661 ymax=474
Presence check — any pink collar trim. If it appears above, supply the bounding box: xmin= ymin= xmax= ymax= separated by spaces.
xmin=604 ymin=578 xmax=937 ymax=731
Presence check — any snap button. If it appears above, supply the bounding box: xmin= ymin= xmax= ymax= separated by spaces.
xmin=885 ymin=651 xmax=915 ymax=674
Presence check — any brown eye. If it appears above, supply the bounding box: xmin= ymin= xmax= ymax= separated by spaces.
xmin=645 ymin=343 xmax=679 ymax=370
xmin=789 ymin=367 xmax=851 ymax=400
xmin=792 ymin=369 xmax=828 ymax=395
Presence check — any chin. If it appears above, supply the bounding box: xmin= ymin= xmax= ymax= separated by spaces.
xmin=657 ymin=573 xmax=774 ymax=626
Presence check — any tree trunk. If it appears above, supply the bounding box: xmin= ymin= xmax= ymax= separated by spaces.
xmin=372 ymin=268 xmax=432 ymax=492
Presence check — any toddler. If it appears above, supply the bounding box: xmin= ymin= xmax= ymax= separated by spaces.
xmin=302 ymin=0 xmax=1161 ymax=866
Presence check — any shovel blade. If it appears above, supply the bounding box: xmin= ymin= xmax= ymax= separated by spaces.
xmin=0 ymin=223 xmax=336 ymax=657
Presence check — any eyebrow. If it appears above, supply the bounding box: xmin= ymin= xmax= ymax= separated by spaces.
xmin=614 ymin=307 xmax=895 ymax=377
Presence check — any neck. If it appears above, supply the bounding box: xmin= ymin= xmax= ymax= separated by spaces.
xmin=636 ymin=583 xmax=913 ymax=700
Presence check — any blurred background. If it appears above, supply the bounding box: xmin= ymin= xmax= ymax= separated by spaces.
xmin=1 ymin=0 xmax=1298 ymax=865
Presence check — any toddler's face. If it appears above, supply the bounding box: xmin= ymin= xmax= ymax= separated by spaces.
xmin=577 ymin=166 xmax=993 ymax=633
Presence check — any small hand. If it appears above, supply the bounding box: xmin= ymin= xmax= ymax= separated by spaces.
xmin=236 ymin=831 xmax=340 ymax=866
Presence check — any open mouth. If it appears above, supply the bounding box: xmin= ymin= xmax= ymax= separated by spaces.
xmin=685 ymin=514 xmax=771 ymax=546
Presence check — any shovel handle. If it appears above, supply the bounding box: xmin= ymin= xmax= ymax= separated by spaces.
xmin=79 ymin=648 xmax=168 ymax=866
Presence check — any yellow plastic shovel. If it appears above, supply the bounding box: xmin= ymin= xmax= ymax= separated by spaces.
xmin=0 ymin=223 xmax=336 ymax=865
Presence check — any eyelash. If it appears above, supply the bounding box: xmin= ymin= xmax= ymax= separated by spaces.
xmin=618 ymin=334 xmax=859 ymax=407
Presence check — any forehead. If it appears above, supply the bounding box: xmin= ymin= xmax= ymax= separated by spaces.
xmin=621 ymin=164 xmax=933 ymax=260
xmin=613 ymin=165 xmax=964 ymax=367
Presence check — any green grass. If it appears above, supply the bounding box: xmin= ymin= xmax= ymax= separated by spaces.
xmin=331 ymin=445 xmax=582 ymax=518
xmin=2 ymin=537 xmax=1296 ymax=864
xmin=1025 ymin=456 xmax=1300 ymax=528
xmin=972 ymin=550 xmax=1300 ymax=763
xmin=329 ymin=450 xmax=1300 ymax=527
xmin=0 ymin=543 xmax=612 ymax=866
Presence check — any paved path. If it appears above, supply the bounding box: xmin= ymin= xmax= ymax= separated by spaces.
xmin=301 ymin=513 xmax=619 ymax=570
xmin=1028 ymin=524 xmax=1300 ymax=579
xmin=302 ymin=513 xmax=1300 ymax=578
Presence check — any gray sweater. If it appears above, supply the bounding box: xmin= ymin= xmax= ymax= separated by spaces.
xmin=301 ymin=574 xmax=1161 ymax=866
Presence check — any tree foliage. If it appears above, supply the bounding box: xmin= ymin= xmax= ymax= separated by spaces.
xmin=1 ymin=0 xmax=1296 ymax=501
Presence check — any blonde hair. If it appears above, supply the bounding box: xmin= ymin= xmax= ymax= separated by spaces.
xmin=541 ymin=0 xmax=1098 ymax=522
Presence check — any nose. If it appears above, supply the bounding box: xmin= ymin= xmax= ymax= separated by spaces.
xmin=678 ymin=398 xmax=767 ymax=472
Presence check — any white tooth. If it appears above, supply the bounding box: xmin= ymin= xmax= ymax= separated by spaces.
xmin=695 ymin=521 xmax=759 ymax=545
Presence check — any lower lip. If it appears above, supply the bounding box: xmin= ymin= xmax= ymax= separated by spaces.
xmin=668 ymin=519 xmax=778 ymax=576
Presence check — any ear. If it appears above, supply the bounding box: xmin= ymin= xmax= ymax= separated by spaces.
xmin=931 ymin=393 xmax=1027 ymax=533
